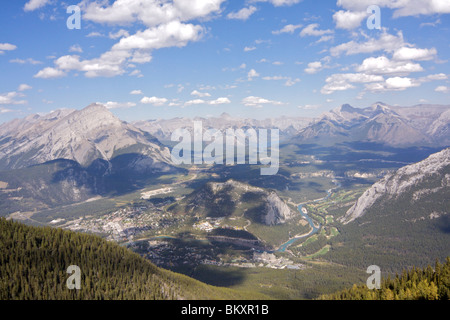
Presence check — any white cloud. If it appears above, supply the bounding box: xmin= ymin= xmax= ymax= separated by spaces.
xmin=418 ymin=73 xmax=448 ymax=83
xmin=101 ymin=101 xmax=137 ymax=109
xmin=130 ymin=90 xmax=143 ymax=95
xmin=247 ymin=69 xmax=260 ymax=81
xmin=392 ymin=47 xmax=437 ymax=61
xmin=244 ymin=46 xmax=257 ymax=52
xmin=356 ymin=56 xmax=424 ymax=76
xmin=284 ymin=78 xmax=301 ymax=86
xmin=0 ymin=43 xmax=17 ymax=54
xmin=321 ymin=73 xmax=384 ymax=94
xmin=262 ymin=76 xmax=287 ymax=81
xmin=263 ymin=75 xmax=300 ymax=86
xmin=191 ymin=90 xmax=211 ymax=97
xmin=69 ymin=45 xmax=83 ymax=53
xmin=86 ymin=32 xmax=104 ymax=38
xmin=0 ymin=91 xmax=27 ymax=105
xmin=184 ymin=99 xmax=206 ymax=106
xmin=300 ymin=24 xmax=333 ymax=37
xmin=37 ymin=21 xmax=203 ymax=78
xmin=140 ymin=96 xmax=168 ymax=106
xmin=36 ymin=1 xmax=222 ymax=79
xmin=333 ymin=10 xmax=368 ymax=30
xmin=34 ymin=67 xmax=67 ymax=79
xmin=10 ymin=58 xmax=42 ymax=65
xmin=298 ymin=104 xmax=321 ymax=110
xmin=337 ymin=0 xmax=450 ymax=18
xmin=227 ymin=6 xmax=258 ymax=20
xmin=316 ymin=35 xmax=334 ymax=43
xmin=0 ymin=107 xmax=14 ymax=114
xmin=18 ymin=84 xmax=32 ymax=92
xmin=24 ymin=0 xmax=50 ymax=12
xmin=385 ymin=77 xmax=417 ymax=90
xmin=208 ymin=97 xmax=231 ymax=105
xmin=305 ymin=61 xmax=324 ymax=74
xmin=250 ymin=0 xmax=302 ymax=6
xmin=272 ymin=24 xmax=303 ymax=35
xmin=82 ymin=0 xmax=225 ymax=26
xmin=330 ymin=30 xmax=405 ymax=56
xmin=109 ymin=29 xmax=130 ymax=39
xmin=241 ymin=96 xmax=283 ymax=108
xmin=435 ymin=86 xmax=450 ymax=93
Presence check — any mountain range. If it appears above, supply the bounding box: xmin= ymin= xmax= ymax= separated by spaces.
xmin=327 ymin=147 xmax=450 ymax=271
xmin=294 ymin=102 xmax=450 ymax=147
xmin=0 ymin=103 xmax=171 ymax=171
xmin=341 ymin=147 xmax=450 ymax=224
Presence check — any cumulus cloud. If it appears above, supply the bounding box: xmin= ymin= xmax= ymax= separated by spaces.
xmin=130 ymin=90 xmax=143 ymax=95
xmin=330 ymin=30 xmax=405 ymax=56
xmin=300 ymin=24 xmax=334 ymax=37
xmin=0 ymin=91 xmax=27 ymax=106
xmin=250 ymin=0 xmax=302 ymax=6
xmin=392 ymin=47 xmax=437 ymax=61
xmin=208 ymin=97 xmax=231 ymax=105
xmin=0 ymin=43 xmax=17 ymax=54
xmin=101 ymin=101 xmax=137 ymax=109
xmin=191 ymin=90 xmax=211 ymax=97
xmin=69 ymin=44 xmax=83 ymax=53
xmin=18 ymin=84 xmax=32 ymax=92
xmin=184 ymin=97 xmax=230 ymax=106
xmin=24 ymin=0 xmax=50 ymax=12
xmin=272 ymin=24 xmax=303 ymax=35
xmin=333 ymin=10 xmax=368 ymax=30
xmin=35 ymin=1 xmax=223 ymax=79
xmin=109 ymin=29 xmax=130 ymax=39
xmin=140 ymin=96 xmax=168 ymax=106
xmin=247 ymin=69 xmax=260 ymax=81
xmin=227 ymin=6 xmax=257 ymax=20
xmin=435 ymin=86 xmax=450 ymax=93
xmin=241 ymin=96 xmax=284 ymax=108
xmin=36 ymin=21 xmax=203 ymax=78
xmin=321 ymin=73 xmax=384 ymax=94
xmin=81 ymin=0 xmax=225 ymax=26
xmin=356 ymin=56 xmax=424 ymax=76
xmin=34 ymin=67 xmax=67 ymax=79
xmin=337 ymin=0 xmax=450 ymax=18
xmin=10 ymin=58 xmax=42 ymax=65
xmin=305 ymin=61 xmax=324 ymax=74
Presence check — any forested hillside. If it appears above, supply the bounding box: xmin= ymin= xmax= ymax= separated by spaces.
xmin=0 ymin=218 xmax=263 ymax=300
xmin=320 ymin=258 xmax=450 ymax=300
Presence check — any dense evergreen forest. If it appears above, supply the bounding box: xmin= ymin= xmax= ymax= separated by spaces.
xmin=0 ymin=218 xmax=262 ymax=300
xmin=320 ymin=257 xmax=450 ymax=300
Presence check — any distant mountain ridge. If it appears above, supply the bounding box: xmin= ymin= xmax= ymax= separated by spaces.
xmin=133 ymin=112 xmax=313 ymax=142
xmin=0 ymin=103 xmax=172 ymax=171
xmin=294 ymin=102 xmax=450 ymax=147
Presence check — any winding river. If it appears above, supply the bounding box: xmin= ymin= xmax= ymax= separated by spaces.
xmin=276 ymin=180 xmax=341 ymax=252
xmin=276 ymin=204 xmax=320 ymax=252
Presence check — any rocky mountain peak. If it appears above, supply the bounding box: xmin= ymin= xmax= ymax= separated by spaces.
xmin=340 ymin=147 xmax=450 ymax=224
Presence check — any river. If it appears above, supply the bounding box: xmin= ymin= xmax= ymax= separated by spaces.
xmin=276 ymin=179 xmax=341 ymax=252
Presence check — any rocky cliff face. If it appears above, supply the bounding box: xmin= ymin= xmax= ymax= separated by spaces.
xmin=0 ymin=104 xmax=172 ymax=171
xmin=341 ymin=147 xmax=450 ymax=224
xmin=176 ymin=179 xmax=295 ymax=226
xmin=264 ymin=191 xmax=295 ymax=225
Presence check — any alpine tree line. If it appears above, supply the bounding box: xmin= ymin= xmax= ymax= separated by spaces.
xmin=320 ymin=257 xmax=450 ymax=300
xmin=0 ymin=218 xmax=257 ymax=300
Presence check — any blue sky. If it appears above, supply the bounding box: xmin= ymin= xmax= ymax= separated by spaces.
xmin=1 ymin=0 xmax=450 ymax=123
